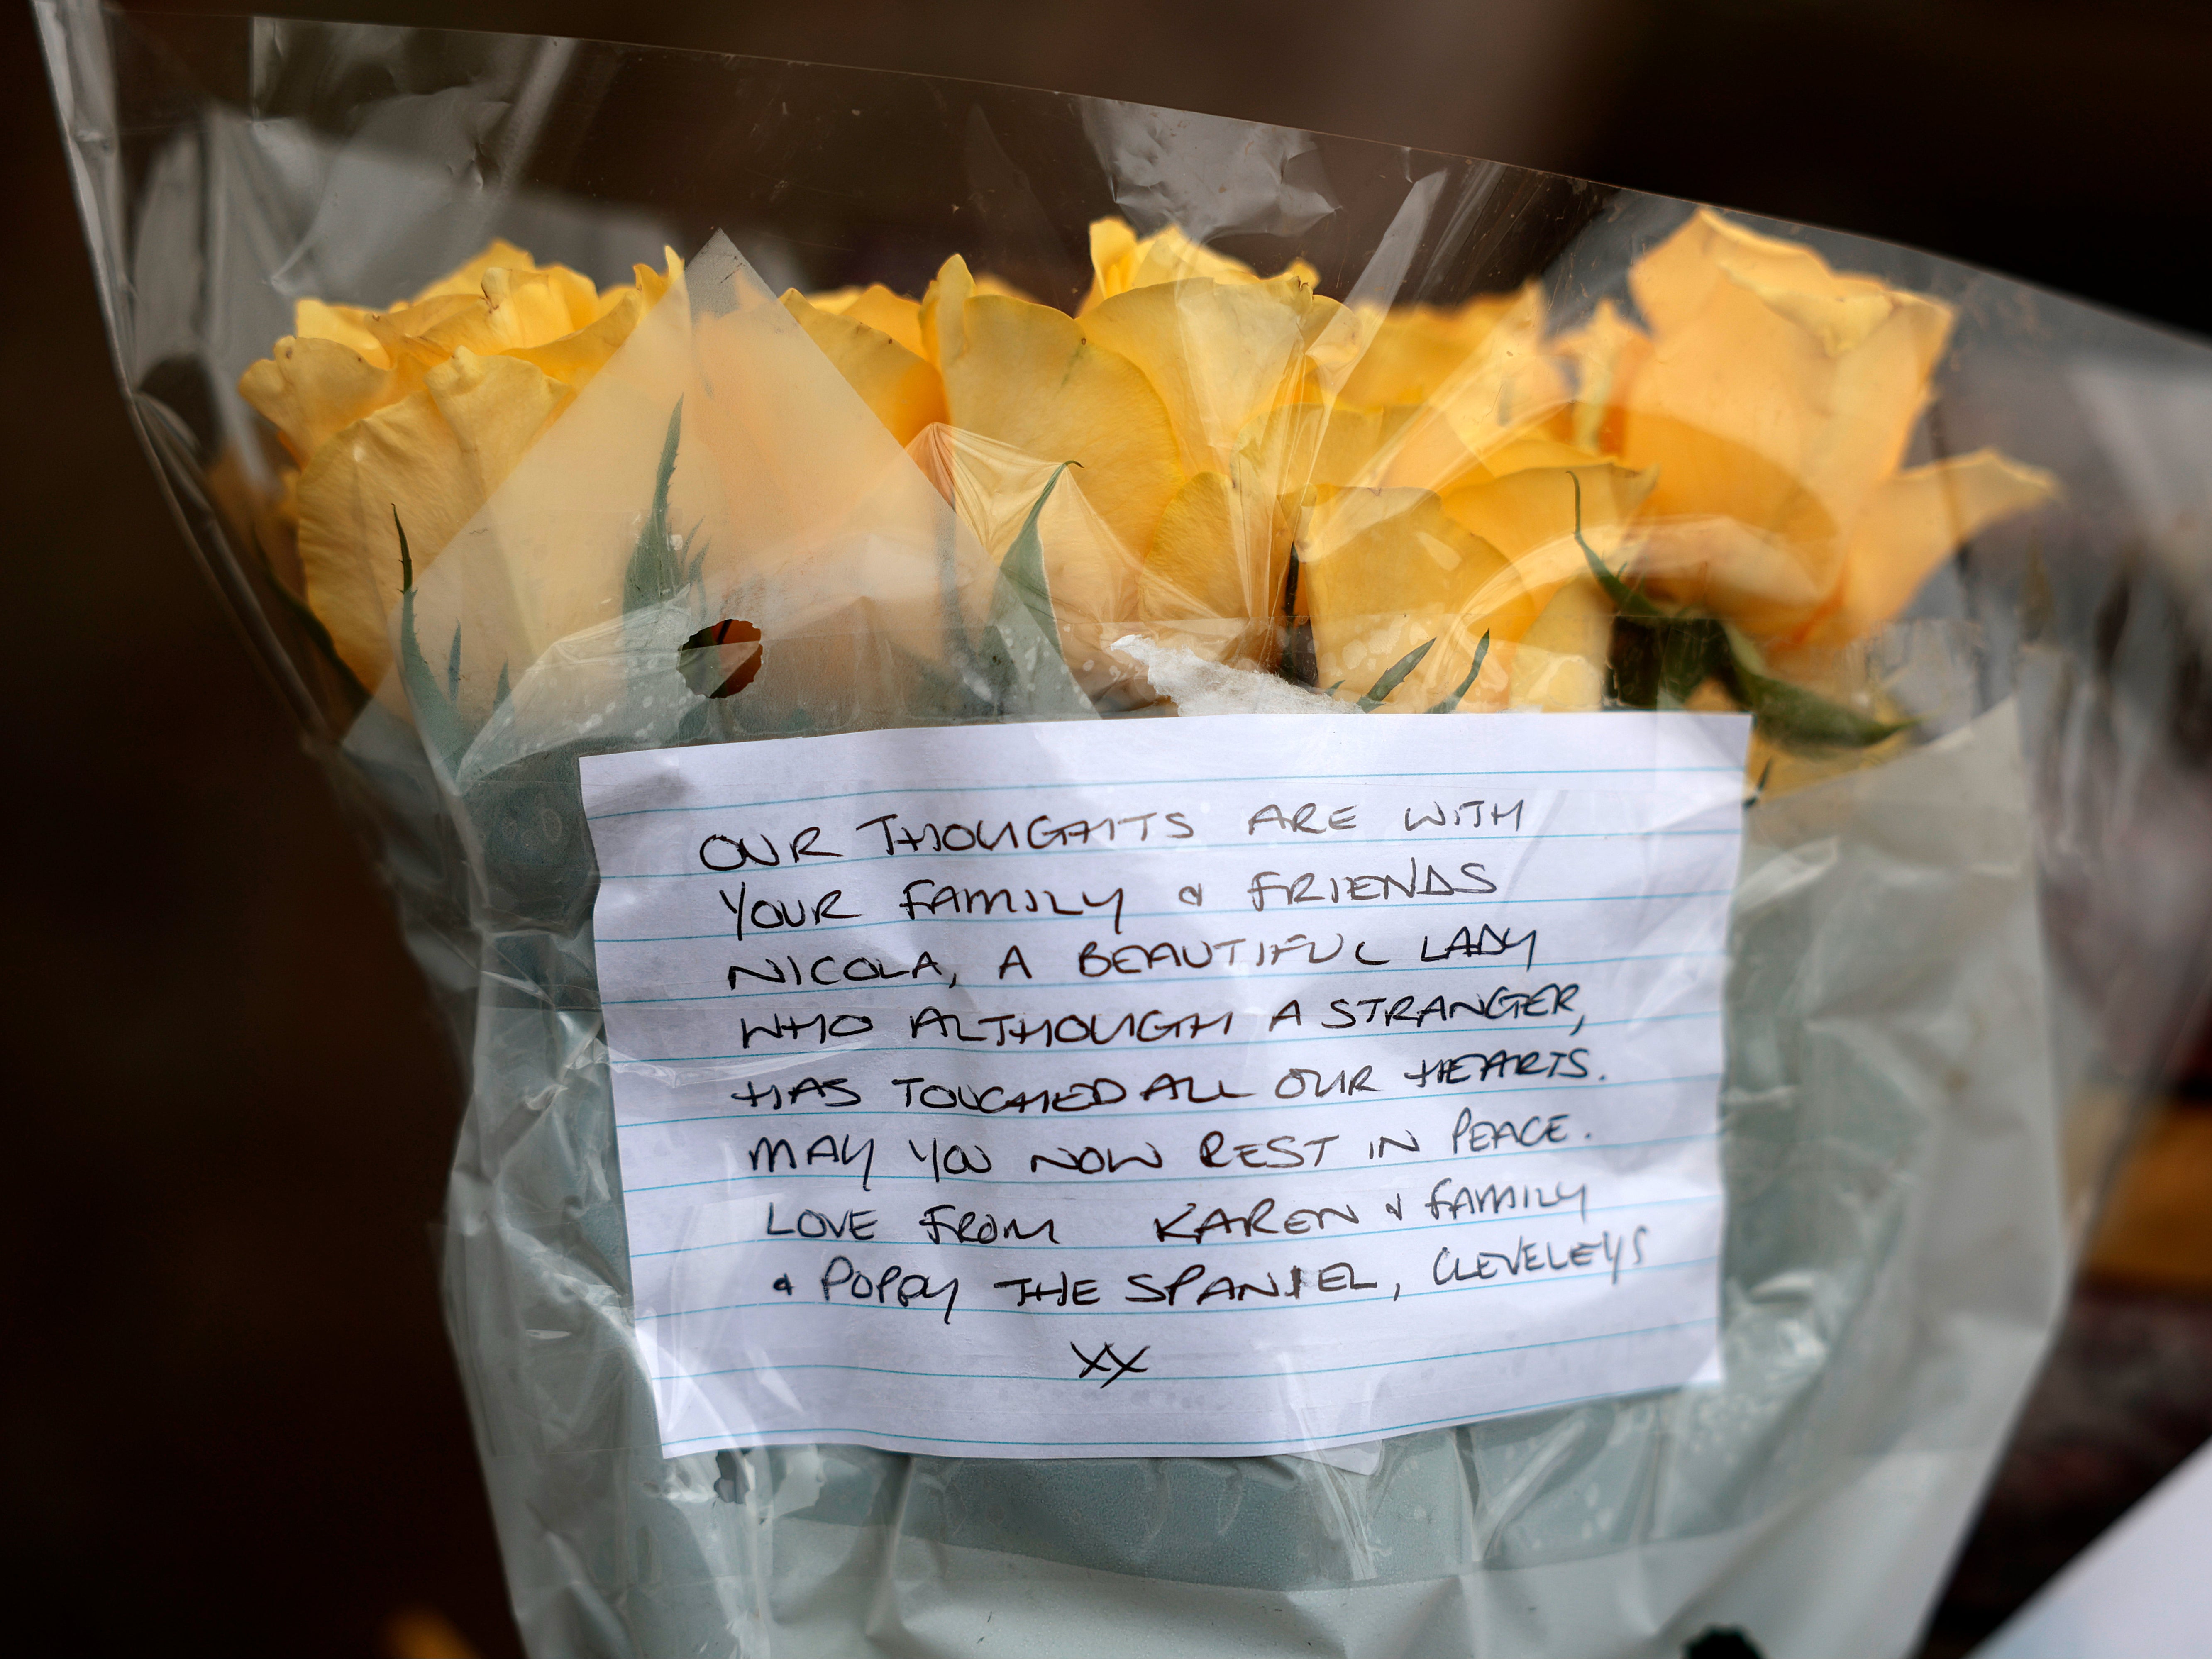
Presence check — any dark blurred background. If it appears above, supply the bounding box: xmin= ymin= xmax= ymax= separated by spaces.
xmin=5 ymin=2 xmax=2210 ymax=1653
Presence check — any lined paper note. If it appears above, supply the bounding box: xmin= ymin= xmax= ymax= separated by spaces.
xmin=581 ymin=711 xmax=1750 ymax=1461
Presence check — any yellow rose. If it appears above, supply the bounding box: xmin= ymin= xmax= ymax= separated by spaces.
xmin=1567 ymin=208 xmax=2054 ymax=651
xmin=1080 ymin=219 xmax=1320 ymax=310
xmin=1292 ymin=438 xmax=1651 ymax=712
xmin=787 ymin=221 xmax=1624 ymax=709
xmin=248 ymin=216 xmax=2052 ymax=738
xmin=1173 ymin=271 xmax=1630 ymax=710
xmin=239 ymin=240 xmax=677 ymax=688
xmin=944 ymin=228 xmax=1344 ymax=672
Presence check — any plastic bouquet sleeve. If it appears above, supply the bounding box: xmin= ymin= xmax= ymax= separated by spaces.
xmin=37 ymin=3 xmax=2212 ymax=1654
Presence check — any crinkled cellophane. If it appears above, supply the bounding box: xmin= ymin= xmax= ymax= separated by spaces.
xmin=40 ymin=4 xmax=2212 ymax=1654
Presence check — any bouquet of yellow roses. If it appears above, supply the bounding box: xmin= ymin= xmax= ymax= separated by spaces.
xmin=43 ymin=4 xmax=2212 ymax=1655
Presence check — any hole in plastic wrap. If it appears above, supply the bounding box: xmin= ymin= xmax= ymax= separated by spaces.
xmin=1682 ymin=1627 xmax=1763 ymax=1659
xmin=678 ymin=619 xmax=763 ymax=700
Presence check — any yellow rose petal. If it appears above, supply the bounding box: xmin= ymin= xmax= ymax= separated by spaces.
xmin=1126 ymin=224 xmax=1264 ymax=290
xmin=781 ymin=290 xmax=949 ymax=445
xmin=1507 ymin=576 xmax=1611 ymax=711
xmin=842 ymin=284 xmax=928 ymax=357
xmin=1809 ymin=449 xmax=2056 ymax=647
xmin=1622 ymin=208 xmax=1952 ymax=555
xmin=1638 ymin=210 xmax=1914 ymax=354
xmin=632 ymin=253 xmax=679 ymax=310
xmin=237 ymin=335 xmax=403 ymax=463
xmin=1081 ymin=219 xmax=1142 ymax=311
xmin=1338 ymin=303 xmax=1489 ymax=408
xmin=359 ymin=293 xmax=483 ymax=379
xmin=409 ymin=238 xmax=537 ymax=302
xmin=1081 ymin=218 xmax=1318 ymax=311
xmin=294 ymin=349 xmax=569 ymax=686
xmin=1080 ymin=275 xmax=1340 ymax=475
xmin=911 ymin=424 xmax=1142 ymax=700
xmin=1325 ymin=286 xmax=1567 ymax=464
xmin=505 ymin=288 xmax=649 ymax=396
xmin=416 ymin=263 xmax=605 ymax=356
xmin=1554 ymin=298 xmax=1651 ymax=454
xmin=1299 ymin=487 xmax=1523 ymax=710
xmin=919 ymin=253 xmax=976 ymax=370
xmin=1143 ymin=463 xmax=1291 ymax=666
xmin=1368 ymin=404 xmax=1484 ymax=492
xmin=1240 ymin=402 xmax=1372 ymax=494
xmin=1419 ymin=287 xmax=1571 ymax=459
xmin=1632 ymin=515 xmax=1832 ymax=641
xmin=1238 ymin=400 xmax=1476 ymax=499
xmin=806 ymin=283 xmax=928 ymax=356
xmin=1441 ymin=458 xmax=1655 ymax=612
xmin=294 ymin=299 xmax=389 ymax=365
xmin=1478 ymin=435 xmax=1615 ymax=478
xmin=939 ymin=291 xmax=1184 ymax=561
xmin=527 ymin=251 xmax=679 ymax=386
xmin=1082 ymin=220 xmax=1258 ymax=307
xmin=972 ymin=273 xmax=1039 ymax=304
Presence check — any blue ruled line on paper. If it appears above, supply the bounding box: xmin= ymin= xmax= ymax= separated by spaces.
xmin=584 ymin=762 xmax=1748 ymax=823
xmin=613 ymin=998 xmax=1722 ymax=1056
xmin=609 ymin=1051 xmax=1722 ymax=1134
xmin=628 ymin=1189 xmax=1723 ymax=1260
xmin=635 ymin=1252 xmax=1719 ymax=1327
xmin=599 ymin=958 xmax=1727 ymax=1000
xmin=594 ymin=943 xmax=1728 ymax=1000
xmin=588 ymin=714 xmax=1746 ymax=1460
xmin=621 ymin=1124 xmax=1723 ymax=1197
xmin=652 ymin=1371 xmax=1721 ymax=1454
xmin=591 ymin=823 xmax=1741 ymax=879
xmin=596 ymin=895 xmax=1730 ymax=940
xmin=647 ymin=1313 xmax=1719 ymax=1387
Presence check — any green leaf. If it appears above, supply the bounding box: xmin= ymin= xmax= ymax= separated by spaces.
xmin=1277 ymin=547 xmax=1317 ymax=685
xmin=969 ymin=464 xmax=1092 ymax=720
xmin=1572 ymin=471 xmax=1666 ymax=620
xmin=393 ymin=508 xmax=474 ymax=772
xmin=1659 ymin=616 xmax=1731 ymax=705
xmin=682 ymin=517 xmax=711 ymax=590
xmin=1359 ymin=638 xmax=1435 ymax=711
xmin=1580 ymin=489 xmax=1916 ymax=747
xmin=1721 ymin=623 xmax=1770 ymax=677
xmin=1607 ymin=615 xmax=1659 ymax=709
xmin=1001 ymin=462 xmax=1072 ymax=650
xmin=1735 ymin=665 xmax=1913 ymax=750
xmin=895 ymin=639 xmax=1003 ymax=722
xmin=1426 ymin=631 xmax=1492 ymax=713
xmin=622 ymin=400 xmax=688 ymax=615
xmin=977 ymin=469 xmax=1097 ymax=725
xmin=673 ymin=696 xmax=718 ymax=746
xmin=1607 ymin=611 xmax=1729 ymax=712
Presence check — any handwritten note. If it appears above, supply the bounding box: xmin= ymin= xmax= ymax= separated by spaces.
xmin=581 ymin=711 xmax=1749 ymax=1461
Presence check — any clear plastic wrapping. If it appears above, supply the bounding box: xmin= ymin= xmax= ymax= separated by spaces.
xmin=39 ymin=3 xmax=2212 ymax=1652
